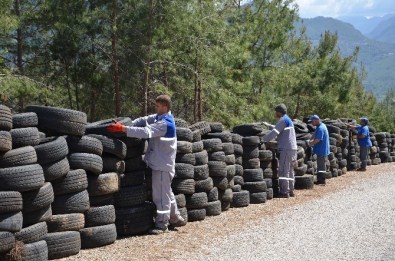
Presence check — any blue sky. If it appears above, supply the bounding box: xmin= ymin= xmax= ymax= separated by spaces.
xmin=293 ymin=0 xmax=395 ymax=18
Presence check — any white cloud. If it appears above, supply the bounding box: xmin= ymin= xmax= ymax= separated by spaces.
xmin=294 ymin=0 xmax=395 ymax=18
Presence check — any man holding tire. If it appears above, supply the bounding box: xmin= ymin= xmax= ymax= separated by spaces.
xmin=263 ymin=104 xmax=297 ymax=198
xmin=107 ymin=95 xmax=186 ymax=235
xmin=347 ymin=117 xmax=372 ymax=171
xmin=308 ymin=115 xmax=330 ymax=185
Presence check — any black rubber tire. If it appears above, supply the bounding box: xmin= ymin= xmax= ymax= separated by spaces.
xmin=192 ymin=130 xmax=202 ymax=142
xmin=263 ymin=168 xmax=273 ymax=179
xmin=47 ymin=214 xmax=85 ymax=232
xmin=21 ymin=240 xmax=48 ymax=261
xmin=295 ymin=164 xmax=308 ymax=176
xmin=212 ymin=177 xmax=228 ymax=190
xmin=202 ymin=138 xmax=223 ymax=153
xmin=0 ymin=164 xmax=44 ymax=192
xmin=87 ymin=172 xmax=119 ymax=196
xmin=219 ymin=188 xmax=233 ymax=202
xmin=327 ymin=125 xmax=340 ymax=134
xmin=45 ymin=231 xmax=81 ymax=259
xmin=0 ymin=191 xmax=23 ymax=214
xmin=226 ymin=165 xmax=236 ymax=179
xmin=175 ymin=194 xmax=186 ymax=208
xmin=0 ymin=232 xmax=14 ymax=254
xmin=209 ymin=122 xmax=224 ymax=133
xmin=242 ymin=181 xmax=267 ymax=193
xmin=23 ymin=205 xmax=52 ymax=227
xmin=176 ymin=128 xmax=193 ymax=142
xmin=222 ymin=143 xmax=234 ymax=155
xmin=231 ymin=133 xmax=243 ymax=145
xmin=68 ymin=153 xmax=103 ymax=175
xmin=243 ymin=169 xmax=264 ymax=182
xmin=242 ymin=158 xmax=260 ymax=169
xmin=22 ymin=182 xmax=54 ymax=213
xmin=10 ymin=127 xmax=40 ymax=148
xmin=194 ymin=164 xmax=209 ymax=180
xmin=15 ymin=221 xmax=47 ymax=244
xmin=264 ymin=178 xmax=273 ymax=188
xmin=175 ymin=163 xmax=194 ymax=179
xmin=260 ymin=160 xmax=272 ymax=169
xmin=115 ymin=202 xmax=155 ymax=236
xmin=242 ymin=136 xmax=260 ymax=146
xmin=114 ymin=185 xmax=147 ymax=208
xmin=235 ymin=164 xmax=243 ymax=176
xmin=67 ymin=135 xmax=103 ymax=156
xmin=233 ymin=124 xmax=262 ymax=136
xmin=234 ymin=175 xmax=244 ymax=186
xmin=208 ymin=187 xmax=219 ymax=202
xmin=195 ymin=177 xmax=214 ymax=193
xmin=80 ymin=224 xmax=117 ymax=249
xmin=250 ymin=192 xmax=267 ymax=204
xmin=12 ymin=112 xmax=38 ymax=128
xmin=208 ymin=161 xmax=227 ymax=177
xmin=85 ymin=117 xmax=131 ymax=138
xmin=266 ymin=188 xmax=274 ymax=200
xmin=221 ymin=201 xmax=231 ymax=211
xmin=176 ymin=153 xmax=196 ymax=165
xmin=0 ymin=211 xmax=23 ymax=232
xmin=259 ymin=150 xmax=273 ymax=161
xmin=187 ymin=208 xmax=206 ymax=222
xmin=233 ymin=144 xmax=243 ymax=156
xmin=205 ymin=132 xmax=232 ymax=143
xmin=231 ymin=190 xmax=250 ymax=208
xmin=102 ymin=156 xmax=125 ymax=173
xmin=192 ymin=141 xmax=204 ymax=153
xmin=125 ymin=143 xmax=146 ymax=159
xmin=294 ymin=175 xmax=314 ymax=189
xmin=185 ymin=192 xmax=208 ymax=209
xmin=0 ymin=131 xmax=12 ymax=152
xmin=119 ymin=171 xmax=145 ymax=187
xmin=242 ymin=145 xmax=259 ymax=159
xmin=174 ymin=118 xmax=189 ymax=128
xmin=87 ymin=134 xmax=127 ymax=159
xmin=171 ymin=179 xmax=195 ymax=195
xmin=0 ymin=105 xmax=12 ymax=131
xmin=189 ymin=121 xmax=211 ymax=135
xmin=177 ymin=141 xmax=192 ymax=154
xmin=194 ymin=150 xmax=208 ymax=165
xmin=225 ymin=155 xmax=236 ymax=165
xmin=206 ymin=200 xmax=221 ymax=216
xmin=51 ymin=169 xmax=88 ymax=196
xmin=0 ymin=146 xmax=37 ymax=168
xmin=124 ymin=156 xmax=146 ymax=172
xmin=34 ymin=136 xmax=69 ymax=165
xmin=51 ymin=190 xmax=90 ymax=214
xmin=42 ymin=157 xmax=70 ymax=182
xmin=208 ymin=151 xmax=226 ymax=162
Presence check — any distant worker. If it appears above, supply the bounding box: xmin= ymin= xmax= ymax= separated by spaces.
xmin=107 ymin=95 xmax=186 ymax=235
xmin=263 ymin=104 xmax=297 ymax=198
xmin=308 ymin=115 xmax=330 ymax=185
xmin=347 ymin=117 xmax=372 ymax=171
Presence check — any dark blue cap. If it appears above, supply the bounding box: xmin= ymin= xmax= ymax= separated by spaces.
xmin=309 ymin=115 xmax=320 ymax=122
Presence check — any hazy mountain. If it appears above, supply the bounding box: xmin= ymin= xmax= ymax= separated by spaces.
xmin=296 ymin=17 xmax=395 ymax=98
xmin=338 ymin=14 xmax=395 ymax=35
xmin=368 ymin=16 xmax=395 ymax=44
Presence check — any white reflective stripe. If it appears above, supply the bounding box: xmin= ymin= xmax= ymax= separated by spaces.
xmin=146 ymin=127 xmax=153 ymax=138
xmin=157 ymin=210 xmax=171 ymax=214
xmin=284 ymin=127 xmax=294 ymax=130
xmin=160 ymin=137 xmax=176 ymax=141
xmin=279 ymin=177 xmax=295 ymax=181
xmin=273 ymin=129 xmax=280 ymax=134
xmin=318 ymin=171 xmax=326 ymax=173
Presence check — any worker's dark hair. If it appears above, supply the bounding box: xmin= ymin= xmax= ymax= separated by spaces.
xmin=155 ymin=95 xmax=172 ymax=110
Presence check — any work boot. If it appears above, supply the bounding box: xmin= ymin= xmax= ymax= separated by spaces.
xmin=169 ymin=217 xmax=187 ymax=230
xmin=289 ymin=191 xmax=295 ymax=197
xmin=357 ymin=168 xmax=367 ymax=172
xmin=148 ymin=226 xmax=168 ymax=235
xmin=314 ymin=180 xmax=326 ymax=186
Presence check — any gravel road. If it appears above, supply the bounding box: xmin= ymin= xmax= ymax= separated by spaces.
xmin=63 ymin=164 xmax=395 ymax=261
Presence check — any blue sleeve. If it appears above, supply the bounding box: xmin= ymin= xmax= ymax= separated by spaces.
xmin=314 ymin=127 xmax=324 ymax=140
xmin=361 ymin=127 xmax=368 ymax=136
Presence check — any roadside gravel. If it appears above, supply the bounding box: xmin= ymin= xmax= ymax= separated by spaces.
xmin=62 ymin=164 xmax=395 ymax=261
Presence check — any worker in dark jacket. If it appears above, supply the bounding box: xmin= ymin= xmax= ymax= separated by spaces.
xmin=263 ymin=104 xmax=297 ymax=198
xmin=308 ymin=115 xmax=330 ymax=185
xmin=347 ymin=117 xmax=372 ymax=171
xmin=107 ymin=95 xmax=186 ymax=235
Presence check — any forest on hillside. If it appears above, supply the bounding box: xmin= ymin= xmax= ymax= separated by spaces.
xmin=1 ymin=0 xmax=395 ymax=131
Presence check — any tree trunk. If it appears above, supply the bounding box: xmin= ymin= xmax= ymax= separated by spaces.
xmin=194 ymin=63 xmax=199 ymax=122
xmin=197 ymin=74 xmax=202 ymax=121
xmin=293 ymin=93 xmax=301 ymax=119
xmin=65 ymin=63 xmax=73 ymax=109
xmin=74 ymin=59 xmax=80 ymax=111
xmin=14 ymin=0 xmax=23 ymax=74
xmin=112 ymin=0 xmax=120 ymax=116
xmin=141 ymin=0 xmax=154 ymax=116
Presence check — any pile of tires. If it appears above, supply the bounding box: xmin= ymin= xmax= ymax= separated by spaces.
xmin=368 ymin=127 xmax=380 ymax=166
xmin=375 ymin=132 xmax=393 ymax=163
